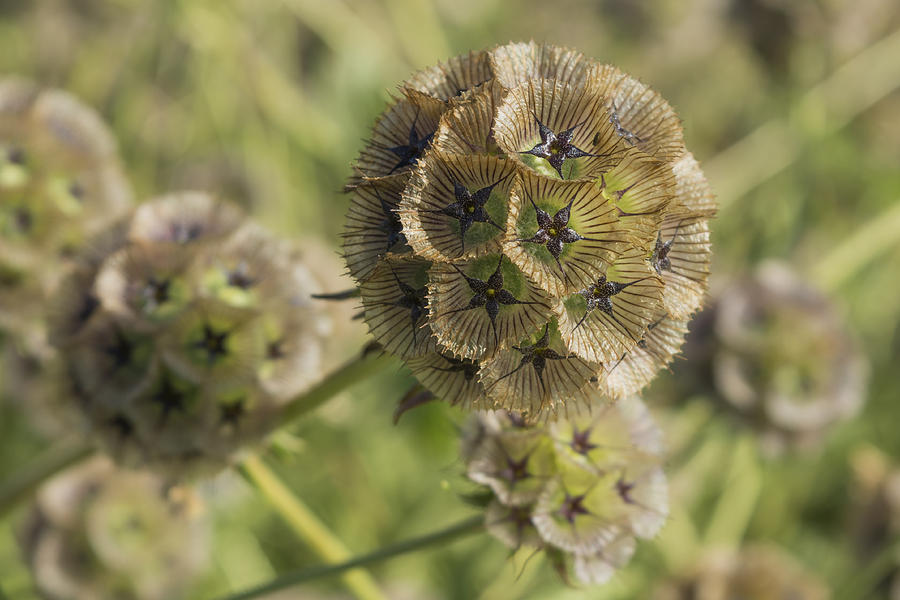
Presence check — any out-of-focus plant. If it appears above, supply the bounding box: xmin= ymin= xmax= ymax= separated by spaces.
xmin=18 ymin=456 xmax=210 ymax=600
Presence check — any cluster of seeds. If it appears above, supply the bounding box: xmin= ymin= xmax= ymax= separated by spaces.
xmin=683 ymin=262 xmax=866 ymax=453
xmin=19 ymin=457 xmax=209 ymax=600
xmin=50 ymin=193 xmax=331 ymax=475
xmin=0 ymin=77 xmax=132 ymax=348
xmin=344 ymin=42 xmax=716 ymax=417
xmin=462 ymin=396 xmax=667 ymax=584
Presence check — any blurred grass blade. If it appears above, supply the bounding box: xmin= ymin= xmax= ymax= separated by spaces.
xmin=703 ymin=435 xmax=762 ymax=547
xmin=219 ymin=512 xmax=484 ymax=600
xmin=0 ymin=440 xmax=94 ymax=520
xmin=239 ymin=454 xmax=387 ymax=600
xmin=811 ymin=200 xmax=900 ymax=292
xmin=709 ymin=27 xmax=900 ymax=211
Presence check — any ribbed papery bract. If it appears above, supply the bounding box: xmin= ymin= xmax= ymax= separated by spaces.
xmin=493 ymin=79 xmax=628 ymax=181
xmin=489 ymin=41 xmax=590 ymax=91
xmin=399 ymin=152 xmax=518 ymax=261
xmin=586 ymin=64 xmax=686 ymax=162
xmin=404 ymin=50 xmax=493 ymax=101
xmin=427 ymin=254 xmax=553 ymax=360
xmin=655 ymin=211 xmax=712 ymax=319
xmin=128 ymin=192 xmax=243 ymax=247
xmin=406 ymin=352 xmax=486 ymax=410
xmin=359 ymin=257 xmax=436 ymax=359
xmin=342 ymin=173 xmax=411 ymax=282
xmin=256 ymin=312 xmax=323 ymax=400
xmin=467 ymin=427 xmax=557 ymax=506
xmin=94 ymin=243 xmax=194 ymax=329
xmin=571 ymin=533 xmax=636 ymax=585
xmin=598 ymin=147 xmax=676 ymax=247
xmin=672 ymin=151 xmax=717 ymax=216
xmin=485 ymin=499 xmax=543 ymax=550
xmin=504 ymin=170 xmax=632 ymax=298
xmin=557 ymin=248 xmax=665 ymax=364
xmin=431 ymin=80 xmax=505 ymax=156
xmin=478 ymin=323 xmax=600 ymax=416
xmin=350 ymin=89 xmax=446 ymax=181
xmin=531 ymin=467 xmax=631 ymax=555
xmin=599 ymin=315 xmax=688 ymax=400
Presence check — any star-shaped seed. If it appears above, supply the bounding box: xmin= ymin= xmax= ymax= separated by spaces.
xmin=428 ymin=354 xmax=479 ymax=382
xmin=520 ymin=113 xmax=600 ymax=179
xmin=445 ymin=255 xmax=537 ymax=346
xmin=194 ymin=323 xmax=230 ymax=364
xmin=558 ymin=491 xmax=591 ymax=525
xmin=220 ymin=398 xmax=246 ymax=426
xmin=226 ymin=262 xmax=256 ymax=289
xmin=426 ymin=175 xmax=509 ymax=252
xmin=387 ymin=109 xmax=433 ymax=174
xmin=609 ymin=103 xmax=644 ymax=146
xmin=517 ymin=194 xmax=602 ymax=278
xmin=152 ymin=376 xmax=187 ymax=421
xmin=570 ymin=426 xmax=598 ymax=455
xmin=492 ymin=324 xmax=570 ymax=395
xmin=574 ymin=275 xmax=649 ymax=340
xmin=650 ymin=221 xmax=684 ymax=275
xmin=104 ymin=329 xmax=135 ymax=370
xmin=375 ymin=188 xmax=407 ymax=251
xmin=386 ymin=268 xmax=428 ymax=346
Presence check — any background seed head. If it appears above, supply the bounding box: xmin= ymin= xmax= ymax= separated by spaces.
xmin=18 ymin=456 xmax=210 ymax=600
xmin=0 ymin=77 xmax=132 ymax=351
xmin=682 ymin=261 xmax=868 ymax=454
xmin=50 ymin=193 xmax=333 ymax=477
xmin=462 ymin=396 xmax=668 ymax=585
xmin=344 ymin=42 xmax=716 ymax=417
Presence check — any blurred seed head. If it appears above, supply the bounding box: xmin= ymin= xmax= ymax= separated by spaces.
xmin=652 ymin=545 xmax=830 ymax=600
xmin=682 ymin=261 xmax=867 ymax=454
xmin=0 ymin=77 xmax=133 ymax=350
xmin=18 ymin=456 xmax=210 ymax=600
xmin=462 ymin=396 xmax=668 ymax=585
xmin=49 ymin=193 xmax=333 ymax=477
xmin=344 ymin=42 xmax=716 ymax=418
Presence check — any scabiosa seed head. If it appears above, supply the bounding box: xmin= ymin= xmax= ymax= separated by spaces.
xmin=344 ymin=42 xmax=716 ymax=416
xmin=0 ymin=78 xmax=132 ymax=348
xmin=50 ymin=193 xmax=332 ymax=477
xmin=683 ymin=262 xmax=867 ymax=454
xmin=18 ymin=457 xmax=209 ymax=600
xmin=462 ymin=396 xmax=668 ymax=585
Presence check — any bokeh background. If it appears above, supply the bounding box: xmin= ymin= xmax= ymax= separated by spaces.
xmin=2 ymin=0 xmax=900 ymax=598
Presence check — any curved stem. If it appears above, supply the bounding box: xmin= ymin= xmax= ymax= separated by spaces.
xmin=275 ymin=348 xmax=396 ymax=430
xmin=0 ymin=439 xmax=94 ymax=520
xmin=239 ymin=454 xmax=387 ymax=600
xmin=219 ymin=514 xmax=485 ymax=600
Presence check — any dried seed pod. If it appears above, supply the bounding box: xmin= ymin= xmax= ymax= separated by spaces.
xmin=682 ymin=262 xmax=867 ymax=453
xmin=345 ymin=43 xmax=716 ymax=416
xmin=0 ymin=78 xmax=132 ymax=348
xmin=463 ymin=396 xmax=668 ymax=585
xmin=18 ymin=457 xmax=210 ymax=600
xmin=50 ymin=193 xmax=332 ymax=476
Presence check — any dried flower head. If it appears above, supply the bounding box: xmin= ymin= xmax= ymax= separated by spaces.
xmin=18 ymin=456 xmax=209 ymax=600
xmin=652 ymin=545 xmax=830 ymax=600
xmin=50 ymin=193 xmax=332 ymax=476
xmin=683 ymin=262 xmax=867 ymax=453
xmin=0 ymin=78 xmax=132 ymax=347
xmin=344 ymin=42 xmax=716 ymax=417
xmin=462 ymin=396 xmax=667 ymax=585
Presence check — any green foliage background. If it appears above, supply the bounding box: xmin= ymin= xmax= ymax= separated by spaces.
xmin=2 ymin=0 xmax=900 ymax=598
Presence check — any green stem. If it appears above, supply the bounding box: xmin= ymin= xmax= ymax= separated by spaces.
xmin=276 ymin=348 xmax=395 ymax=428
xmin=837 ymin=542 xmax=900 ymax=600
xmin=0 ymin=440 xmax=94 ymax=520
xmin=219 ymin=514 xmax=485 ymax=600
xmin=239 ymin=454 xmax=387 ymax=600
